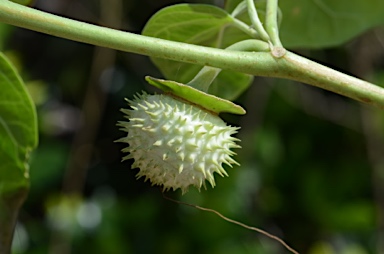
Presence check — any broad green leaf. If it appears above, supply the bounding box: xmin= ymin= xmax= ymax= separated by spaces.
xmin=142 ymin=4 xmax=253 ymax=101
xmin=227 ymin=0 xmax=384 ymax=48
xmin=0 ymin=52 xmax=38 ymax=196
xmin=279 ymin=0 xmax=384 ymax=48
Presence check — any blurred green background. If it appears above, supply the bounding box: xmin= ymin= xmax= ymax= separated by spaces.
xmin=2 ymin=0 xmax=384 ymax=253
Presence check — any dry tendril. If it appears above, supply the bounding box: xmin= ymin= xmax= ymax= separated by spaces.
xmin=162 ymin=192 xmax=299 ymax=254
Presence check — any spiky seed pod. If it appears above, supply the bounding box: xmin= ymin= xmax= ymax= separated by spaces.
xmin=117 ymin=92 xmax=241 ymax=194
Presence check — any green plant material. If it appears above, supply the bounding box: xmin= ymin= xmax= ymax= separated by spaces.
xmin=146 ymin=76 xmax=246 ymax=115
xmin=245 ymin=0 xmax=269 ymax=41
xmin=0 ymin=52 xmax=37 ymax=251
xmin=142 ymin=4 xmax=253 ymax=101
xmin=226 ymin=0 xmax=282 ymax=26
xmin=225 ymin=0 xmax=245 ymax=13
xmin=279 ymin=0 xmax=384 ymax=48
xmin=1 ymin=0 xmax=384 ymax=109
xmin=224 ymin=1 xmax=283 ymax=58
xmin=227 ymin=0 xmax=384 ymax=49
xmin=0 ymin=52 xmax=37 ymax=196
xmin=9 ymin=0 xmax=32 ymax=6
xmin=265 ymin=0 xmax=282 ymax=47
xmin=0 ymin=24 xmax=11 ymax=49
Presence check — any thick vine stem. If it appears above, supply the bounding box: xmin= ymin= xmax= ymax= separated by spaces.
xmin=0 ymin=1 xmax=383 ymax=109
xmin=281 ymin=52 xmax=384 ymax=107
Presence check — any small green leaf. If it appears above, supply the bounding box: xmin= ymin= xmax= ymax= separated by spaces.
xmin=142 ymin=4 xmax=253 ymax=100
xmin=0 ymin=52 xmax=38 ymax=196
xmin=146 ymin=76 xmax=246 ymax=115
xmin=279 ymin=0 xmax=384 ymax=48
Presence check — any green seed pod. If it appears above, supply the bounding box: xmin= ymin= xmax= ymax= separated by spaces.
xmin=117 ymin=92 xmax=241 ymax=194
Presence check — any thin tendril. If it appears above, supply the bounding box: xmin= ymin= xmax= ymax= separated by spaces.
xmin=162 ymin=193 xmax=299 ymax=254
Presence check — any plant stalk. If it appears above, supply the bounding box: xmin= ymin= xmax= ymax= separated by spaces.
xmin=280 ymin=52 xmax=384 ymax=108
xmin=245 ymin=0 xmax=270 ymax=41
xmin=0 ymin=1 xmax=383 ymax=109
xmin=265 ymin=0 xmax=282 ymax=47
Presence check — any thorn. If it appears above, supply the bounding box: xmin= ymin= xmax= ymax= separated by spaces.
xmin=188 ymin=105 xmax=194 ymax=115
xmin=178 ymin=164 xmax=183 ymax=173
xmin=219 ymin=167 xmax=229 ymax=176
xmin=146 ymin=111 xmax=159 ymax=117
xmin=142 ymin=127 xmax=156 ymax=133
xmin=179 ymin=152 xmax=185 ymax=161
xmin=229 ymin=137 xmax=241 ymax=142
xmin=222 ymin=158 xmax=233 ymax=168
xmin=207 ymin=172 xmax=216 ymax=187
xmin=167 ymin=138 xmax=175 ymax=146
xmin=129 ymin=118 xmax=145 ymax=122
xmin=194 ymin=110 xmax=201 ymax=119
xmin=180 ymin=116 xmax=187 ymax=124
xmin=162 ymin=124 xmax=171 ymax=132
xmin=166 ymin=104 xmax=173 ymax=112
xmin=230 ymin=144 xmax=242 ymax=149
xmin=138 ymin=103 xmax=148 ymax=110
xmin=120 ymin=109 xmax=131 ymax=115
xmin=144 ymin=100 xmax=155 ymax=108
xmin=196 ymin=164 xmax=206 ymax=178
xmin=153 ymin=140 xmax=162 ymax=146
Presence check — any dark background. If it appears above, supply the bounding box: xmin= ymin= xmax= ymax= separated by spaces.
xmin=2 ymin=0 xmax=384 ymax=253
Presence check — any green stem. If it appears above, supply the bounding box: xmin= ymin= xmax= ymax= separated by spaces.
xmin=187 ymin=67 xmax=221 ymax=92
xmin=230 ymin=1 xmax=247 ymax=17
xmin=229 ymin=1 xmax=260 ymax=39
xmin=281 ymin=52 xmax=384 ymax=107
xmin=231 ymin=18 xmax=260 ymax=39
xmin=245 ymin=0 xmax=270 ymax=42
xmin=0 ymin=0 xmax=275 ymax=74
xmin=0 ymin=1 xmax=384 ymax=109
xmin=265 ymin=0 xmax=282 ymax=47
xmin=187 ymin=40 xmax=269 ymax=91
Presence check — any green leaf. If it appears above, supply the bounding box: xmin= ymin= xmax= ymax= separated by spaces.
xmin=142 ymin=4 xmax=253 ymax=100
xmin=279 ymin=0 xmax=384 ymax=48
xmin=227 ymin=0 xmax=384 ymax=48
xmin=0 ymin=52 xmax=38 ymax=196
xmin=145 ymin=76 xmax=246 ymax=115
